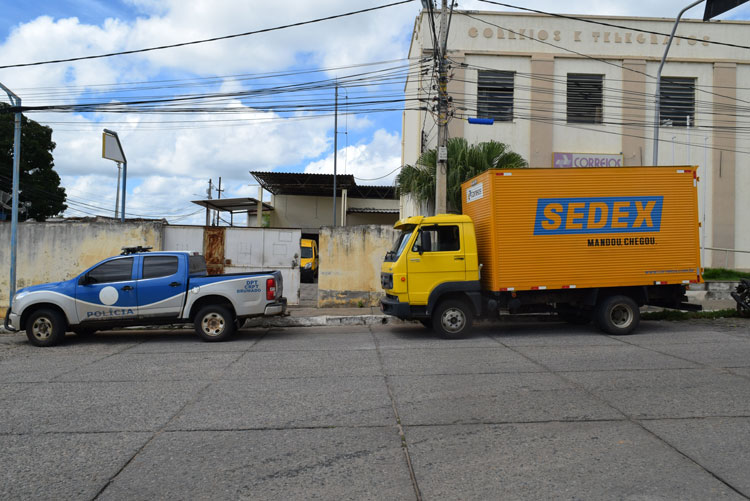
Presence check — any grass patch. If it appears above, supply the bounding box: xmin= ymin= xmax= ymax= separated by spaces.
xmin=642 ymin=309 xmax=743 ymax=321
xmin=703 ymin=268 xmax=750 ymax=280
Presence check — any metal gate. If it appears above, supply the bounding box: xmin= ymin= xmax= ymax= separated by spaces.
xmin=164 ymin=226 xmax=301 ymax=305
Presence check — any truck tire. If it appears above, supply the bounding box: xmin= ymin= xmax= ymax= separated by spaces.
xmin=194 ymin=305 xmax=236 ymax=342
xmin=595 ymin=295 xmax=639 ymax=335
xmin=26 ymin=308 xmax=67 ymax=347
xmin=432 ymin=299 xmax=473 ymax=339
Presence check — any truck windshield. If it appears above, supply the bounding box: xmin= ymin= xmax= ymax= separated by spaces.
xmin=384 ymin=228 xmax=414 ymax=262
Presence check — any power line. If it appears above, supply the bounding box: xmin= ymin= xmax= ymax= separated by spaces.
xmin=0 ymin=1 xmax=414 ymax=70
xmin=478 ymin=0 xmax=750 ymax=52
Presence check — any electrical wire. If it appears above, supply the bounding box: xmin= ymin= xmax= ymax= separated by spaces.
xmin=0 ymin=1 xmax=415 ymax=70
xmin=477 ymin=0 xmax=750 ymax=51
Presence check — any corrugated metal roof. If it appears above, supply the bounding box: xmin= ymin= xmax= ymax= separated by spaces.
xmin=346 ymin=207 xmax=400 ymax=214
xmin=250 ymin=171 xmax=396 ymax=199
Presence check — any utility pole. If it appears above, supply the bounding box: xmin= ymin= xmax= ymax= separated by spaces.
xmin=332 ymin=81 xmax=338 ymax=226
xmin=205 ymin=179 xmax=213 ymax=226
xmin=214 ymin=177 xmax=224 ymax=226
xmin=435 ymin=0 xmax=449 ymax=215
xmin=0 ymin=83 xmax=21 ymax=308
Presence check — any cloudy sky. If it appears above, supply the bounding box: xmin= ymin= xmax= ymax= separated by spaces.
xmin=1 ymin=0 xmax=748 ymax=224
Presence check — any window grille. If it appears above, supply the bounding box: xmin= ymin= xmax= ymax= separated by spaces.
xmin=567 ymin=74 xmax=603 ymax=124
xmin=477 ymin=70 xmax=514 ymax=122
xmin=660 ymin=77 xmax=695 ymax=127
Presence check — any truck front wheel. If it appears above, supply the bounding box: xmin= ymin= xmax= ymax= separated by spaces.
xmin=595 ymin=295 xmax=639 ymax=335
xmin=432 ymin=299 xmax=473 ymax=339
xmin=194 ymin=305 xmax=236 ymax=342
xmin=26 ymin=308 xmax=67 ymax=347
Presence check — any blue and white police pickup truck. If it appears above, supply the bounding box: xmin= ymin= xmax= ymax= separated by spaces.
xmin=4 ymin=247 xmax=287 ymax=346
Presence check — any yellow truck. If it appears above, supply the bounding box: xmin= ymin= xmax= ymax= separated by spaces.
xmin=300 ymin=238 xmax=319 ymax=283
xmin=380 ymin=166 xmax=702 ymax=338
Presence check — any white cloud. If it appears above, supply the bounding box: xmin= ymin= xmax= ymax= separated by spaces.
xmin=304 ymin=128 xmax=401 ymax=185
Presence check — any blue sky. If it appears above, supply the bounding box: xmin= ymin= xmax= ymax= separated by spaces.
xmin=1 ymin=0 xmax=749 ymax=224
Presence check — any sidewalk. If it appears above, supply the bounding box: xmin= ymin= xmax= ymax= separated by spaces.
xmin=0 ymin=295 xmax=740 ymax=335
xmin=249 ymin=292 xmax=739 ymax=329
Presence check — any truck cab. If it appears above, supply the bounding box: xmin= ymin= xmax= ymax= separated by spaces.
xmin=380 ymin=215 xmax=482 ymax=337
xmin=300 ymin=238 xmax=318 ymax=282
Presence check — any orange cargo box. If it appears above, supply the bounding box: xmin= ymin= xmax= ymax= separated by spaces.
xmin=461 ymin=166 xmax=702 ymax=292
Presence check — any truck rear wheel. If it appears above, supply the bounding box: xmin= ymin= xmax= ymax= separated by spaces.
xmin=26 ymin=308 xmax=66 ymax=347
xmin=194 ymin=305 xmax=236 ymax=342
xmin=432 ymin=299 xmax=473 ymax=339
xmin=595 ymin=295 xmax=639 ymax=335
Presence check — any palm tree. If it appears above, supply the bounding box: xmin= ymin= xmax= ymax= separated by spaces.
xmin=397 ymin=138 xmax=527 ymax=213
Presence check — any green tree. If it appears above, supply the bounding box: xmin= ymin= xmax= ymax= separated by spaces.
xmin=0 ymin=103 xmax=67 ymax=221
xmin=397 ymin=138 xmax=527 ymax=212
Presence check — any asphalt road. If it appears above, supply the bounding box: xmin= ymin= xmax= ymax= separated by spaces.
xmin=1 ymin=318 xmax=749 ymax=500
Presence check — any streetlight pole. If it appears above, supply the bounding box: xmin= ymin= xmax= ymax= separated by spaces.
xmin=652 ymin=0 xmax=704 ymax=165
xmin=0 ymin=82 xmax=21 ymax=308
xmin=333 ymin=82 xmax=338 ymax=226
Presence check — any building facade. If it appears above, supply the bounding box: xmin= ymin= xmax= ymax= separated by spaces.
xmin=403 ymin=10 xmax=750 ymax=269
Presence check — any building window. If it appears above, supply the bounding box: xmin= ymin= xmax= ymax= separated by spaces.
xmin=477 ymin=70 xmax=514 ymax=121
xmin=567 ymin=74 xmax=603 ymax=124
xmin=660 ymin=77 xmax=695 ymax=127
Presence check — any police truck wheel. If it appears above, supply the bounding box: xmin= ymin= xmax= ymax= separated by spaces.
xmin=194 ymin=305 xmax=236 ymax=342
xmin=595 ymin=295 xmax=639 ymax=335
xmin=26 ymin=309 xmax=66 ymax=347
xmin=432 ymin=299 xmax=473 ymax=339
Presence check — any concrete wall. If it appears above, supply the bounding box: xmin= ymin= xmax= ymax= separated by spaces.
xmin=0 ymin=221 xmax=164 ymax=313
xmin=318 ymin=225 xmax=398 ymax=307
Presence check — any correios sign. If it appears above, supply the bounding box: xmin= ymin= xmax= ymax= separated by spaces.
xmin=553 ymin=152 xmax=624 ymax=168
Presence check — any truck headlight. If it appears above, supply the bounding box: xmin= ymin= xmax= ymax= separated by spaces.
xmin=305 ymin=263 xmax=312 ymax=269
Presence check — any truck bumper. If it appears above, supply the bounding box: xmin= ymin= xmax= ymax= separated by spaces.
xmin=264 ymin=297 xmax=287 ymax=316
xmin=4 ymin=308 xmax=19 ymax=332
xmin=380 ymin=294 xmax=418 ymax=320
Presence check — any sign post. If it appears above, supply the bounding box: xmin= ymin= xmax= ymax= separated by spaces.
xmin=102 ymin=129 xmax=127 ymax=222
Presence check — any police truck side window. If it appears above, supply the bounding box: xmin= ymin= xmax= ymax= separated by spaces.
xmin=143 ymin=256 xmax=179 ymax=279
xmin=88 ymin=258 xmax=134 ymax=283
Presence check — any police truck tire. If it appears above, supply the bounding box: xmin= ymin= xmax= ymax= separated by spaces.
xmin=595 ymin=295 xmax=639 ymax=335
xmin=26 ymin=308 xmax=67 ymax=347
xmin=432 ymin=299 xmax=473 ymax=339
xmin=194 ymin=305 xmax=236 ymax=342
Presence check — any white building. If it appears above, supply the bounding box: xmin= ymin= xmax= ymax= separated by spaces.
xmin=403 ymin=10 xmax=750 ymax=269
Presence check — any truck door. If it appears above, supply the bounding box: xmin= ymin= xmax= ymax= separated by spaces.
xmin=137 ymin=255 xmax=185 ymax=319
xmin=406 ymin=224 xmax=465 ymax=304
xmin=75 ymin=257 xmax=138 ymax=324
